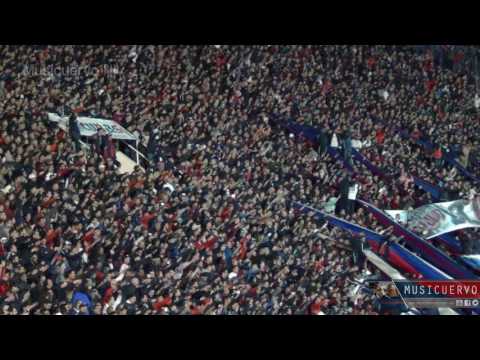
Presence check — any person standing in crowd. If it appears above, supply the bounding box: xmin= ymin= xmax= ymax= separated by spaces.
xmin=94 ymin=127 xmax=108 ymax=156
xmin=103 ymin=134 xmax=117 ymax=165
xmin=68 ymin=113 xmax=81 ymax=152
xmin=342 ymin=129 xmax=353 ymax=168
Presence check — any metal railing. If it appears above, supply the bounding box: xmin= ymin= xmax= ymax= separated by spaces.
xmin=118 ymin=139 xmax=151 ymax=171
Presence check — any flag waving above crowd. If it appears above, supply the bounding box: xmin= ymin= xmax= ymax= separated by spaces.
xmin=386 ymin=197 xmax=480 ymax=239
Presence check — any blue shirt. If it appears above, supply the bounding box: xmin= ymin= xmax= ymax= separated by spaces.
xmin=72 ymin=291 xmax=92 ymax=313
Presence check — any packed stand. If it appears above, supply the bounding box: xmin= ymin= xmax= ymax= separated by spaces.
xmin=1 ymin=45 xmax=478 ymax=314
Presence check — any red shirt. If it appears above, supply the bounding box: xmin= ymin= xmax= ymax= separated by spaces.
xmin=195 ymin=236 xmax=217 ymax=251
xmin=0 ymin=282 xmax=9 ymax=297
xmin=425 ymin=79 xmax=437 ymax=93
xmin=141 ymin=213 xmax=155 ymax=229
xmin=95 ymin=271 xmax=105 ymax=283
xmin=49 ymin=143 xmax=58 ymax=154
xmin=46 ymin=229 xmax=60 ymax=248
xmin=202 ymin=298 xmax=212 ymax=306
xmin=191 ymin=307 xmax=202 ymax=315
xmin=423 ymin=59 xmax=433 ymax=72
xmin=58 ymin=166 xmax=72 ymax=178
xmin=310 ymin=302 xmax=322 ymax=315
xmin=204 ymin=236 xmax=217 ymax=251
xmin=220 ymin=207 xmax=231 ymax=222
xmin=238 ymin=242 xmax=247 ymax=260
xmin=42 ymin=197 xmax=56 ymax=209
xmin=153 ymin=297 xmax=172 ymax=312
xmin=367 ymin=57 xmax=376 ymax=69
xmin=375 ymin=129 xmax=385 ymax=145
xmin=194 ymin=241 xmax=204 ymax=251
xmin=3 ymin=207 xmax=14 ymax=220
xmin=390 ymin=198 xmax=400 ymax=210
xmin=73 ymin=106 xmax=85 ymax=114
xmin=215 ymin=55 xmax=227 ymax=69
xmin=83 ymin=230 xmax=95 ymax=246
xmin=56 ymin=130 xmax=66 ymax=142
xmin=102 ymin=287 xmax=114 ymax=305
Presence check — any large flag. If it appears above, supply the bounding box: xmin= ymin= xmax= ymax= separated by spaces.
xmin=385 ymin=197 xmax=480 ymax=239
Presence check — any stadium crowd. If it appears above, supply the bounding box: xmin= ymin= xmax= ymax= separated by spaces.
xmin=0 ymin=45 xmax=478 ymax=315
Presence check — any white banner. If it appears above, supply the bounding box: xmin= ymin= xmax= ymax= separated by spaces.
xmin=348 ymin=184 xmax=359 ymax=200
xmin=385 ymin=210 xmax=409 ymax=224
xmin=385 ymin=197 xmax=480 ymax=239
xmin=351 ymin=139 xmax=371 ymax=149
xmin=47 ymin=113 xmax=137 ymax=141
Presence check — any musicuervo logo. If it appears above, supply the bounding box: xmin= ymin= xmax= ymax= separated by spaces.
xmin=21 ymin=64 xmax=120 ymax=78
xmin=393 ymin=280 xmax=480 ymax=309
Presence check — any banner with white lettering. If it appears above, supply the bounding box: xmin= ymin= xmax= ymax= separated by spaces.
xmin=48 ymin=113 xmax=137 ymax=141
xmin=385 ymin=197 xmax=480 ymax=239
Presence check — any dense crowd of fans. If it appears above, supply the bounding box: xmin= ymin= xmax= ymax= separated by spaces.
xmin=0 ymin=45 xmax=479 ymax=315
